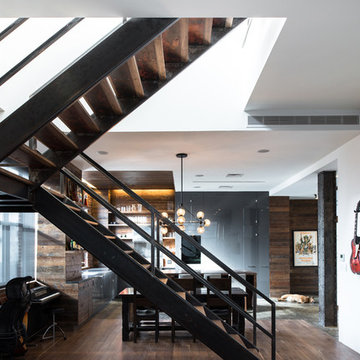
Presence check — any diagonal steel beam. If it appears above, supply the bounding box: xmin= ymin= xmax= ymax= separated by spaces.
xmin=32 ymin=186 xmax=258 ymax=360
xmin=0 ymin=173 xmax=30 ymax=200
xmin=0 ymin=18 xmax=178 ymax=163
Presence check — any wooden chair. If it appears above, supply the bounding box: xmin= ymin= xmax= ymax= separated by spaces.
xmin=132 ymin=291 xmax=159 ymax=343
xmin=206 ymin=276 xmax=232 ymax=325
xmin=171 ymin=277 xmax=196 ymax=342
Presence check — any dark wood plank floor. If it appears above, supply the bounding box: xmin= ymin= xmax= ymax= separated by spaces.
xmin=256 ymin=319 xmax=360 ymax=360
xmin=25 ymin=301 xmax=360 ymax=360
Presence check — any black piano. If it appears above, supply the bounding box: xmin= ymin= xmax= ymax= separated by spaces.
xmin=27 ymin=280 xmax=61 ymax=338
xmin=0 ymin=279 xmax=61 ymax=339
xmin=29 ymin=280 xmax=61 ymax=304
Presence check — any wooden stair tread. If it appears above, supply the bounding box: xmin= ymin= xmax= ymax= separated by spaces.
xmin=84 ymin=219 xmax=98 ymax=226
xmin=104 ymin=235 xmax=116 ymax=239
xmin=158 ymin=278 xmax=168 ymax=284
xmin=110 ymin=56 xmax=144 ymax=98
xmin=9 ymin=144 xmax=56 ymax=169
xmin=141 ymin=263 xmax=151 ymax=269
xmin=42 ymin=186 xmax=65 ymax=198
xmin=84 ymin=78 xmax=123 ymax=116
xmin=136 ymin=36 xmax=166 ymax=81
xmin=195 ymin=306 xmax=206 ymax=316
xmin=177 ymin=291 xmax=186 ymax=300
xmin=66 ymin=204 xmax=81 ymax=212
xmin=212 ymin=18 xmax=233 ymax=28
xmin=35 ymin=122 xmax=79 ymax=151
xmin=212 ymin=319 xmax=226 ymax=331
xmin=0 ymin=167 xmax=34 ymax=185
xmin=230 ymin=334 xmax=244 ymax=345
xmin=189 ymin=18 xmax=213 ymax=45
xmin=248 ymin=348 xmax=264 ymax=360
xmin=162 ymin=19 xmax=189 ymax=63
xmin=59 ymin=101 xmax=100 ymax=134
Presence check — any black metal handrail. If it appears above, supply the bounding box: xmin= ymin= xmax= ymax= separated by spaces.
xmin=80 ymin=153 xmax=274 ymax=301
xmin=0 ymin=18 xmax=83 ymax=86
xmin=70 ymin=154 xmax=276 ymax=359
xmin=61 ymin=167 xmax=272 ymax=339
xmin=0 ymin=18 xmax=28 ymax=42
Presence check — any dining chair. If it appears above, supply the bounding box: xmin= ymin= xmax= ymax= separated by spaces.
xmin=206 ymin=276 xmax=232 ymax=325
xmin=132 ymin=291 xmax=159 ymax=343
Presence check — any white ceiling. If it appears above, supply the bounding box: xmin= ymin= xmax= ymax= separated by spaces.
xmin=75 ymin=130 xmax=358 ymax=196
xmin=4 ymin=0 xmax=360 ymax=196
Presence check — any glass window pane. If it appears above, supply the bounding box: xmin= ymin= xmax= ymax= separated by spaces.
xmin=0 ymin=212 xmax=36 ymax=286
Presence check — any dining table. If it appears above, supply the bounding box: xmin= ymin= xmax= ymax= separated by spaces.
xmin=118 ymin=284 xmax=248 ymax=341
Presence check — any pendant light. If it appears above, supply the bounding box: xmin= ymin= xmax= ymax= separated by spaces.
xmin=175 ymin=153 xmax=211 ymax=234
xmin=176 ymin=153 xmax=187 ymax=230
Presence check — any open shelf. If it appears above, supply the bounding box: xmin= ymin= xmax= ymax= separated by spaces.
xmin=108 ymin=210 xmax=174 ymax=215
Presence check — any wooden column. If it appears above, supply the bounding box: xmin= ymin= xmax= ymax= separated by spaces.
xmin=318 ymin=171 xmax=337 ymax=327
xmin=269 ymin=197 xmax=291 ymax=297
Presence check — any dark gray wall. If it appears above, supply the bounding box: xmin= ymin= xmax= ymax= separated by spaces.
xmin=175 ymin=192 xmax=269 ymax=295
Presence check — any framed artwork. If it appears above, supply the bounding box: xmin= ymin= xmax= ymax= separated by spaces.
xmin=293 ymin=230 xmax=318 ymax=267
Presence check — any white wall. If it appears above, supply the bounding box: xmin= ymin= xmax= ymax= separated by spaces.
xmin=272 ymin=132 xmax=360 ymax=353
xmin=336 ymin=134 xmax=360 ymax=353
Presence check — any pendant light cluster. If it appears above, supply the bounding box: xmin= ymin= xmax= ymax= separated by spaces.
xmin=175 ymin=153 xmax=210 ymax=234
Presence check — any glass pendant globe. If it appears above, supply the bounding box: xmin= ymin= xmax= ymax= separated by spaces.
xmin=179 ymin=224 xmax=186 ymax=231
xmin=196 ymin=211 xmax=205 ymax=219
xmin=177 ymin=207 xmax=186 ymax=217
xmin=161 ymin=226 xmax=168 ymax=235
xmin=197 ymin=226 xmax=205 ymax=234
xmin=161 ymin=212 xmax=169 ymax=218
xmin=177 ymin=215 xmax=186 ymax=225
xmin=204 ymin=219 xmax=211 ymax=227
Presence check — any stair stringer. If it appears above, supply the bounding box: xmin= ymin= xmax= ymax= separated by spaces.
xmin=32 ymin=187 xmax=259 ymax=360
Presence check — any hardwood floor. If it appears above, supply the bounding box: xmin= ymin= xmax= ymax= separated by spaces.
xmin=25 ymin=301 xmax=360 ymax=360
xmin=256 ymin=319 xmax=360 ymax=360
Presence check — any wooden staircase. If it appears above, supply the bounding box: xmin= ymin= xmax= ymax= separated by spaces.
xmin=0 ymin=17 xmax=245 ymax=195
xmin=31 ymin=185 xmax=262 ymax=360
xmin=0 ymin=17 xmax=271 ymax=360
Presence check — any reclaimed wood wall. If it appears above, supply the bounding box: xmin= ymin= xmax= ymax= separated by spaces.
xmin=269 ymin=197 xmax=291 ymax=297
xmin=269 ymin=197 xmax=318 ymax=297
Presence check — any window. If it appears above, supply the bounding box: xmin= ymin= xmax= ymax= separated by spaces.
xmin=0 ymin=213 xmax=36 ymax=286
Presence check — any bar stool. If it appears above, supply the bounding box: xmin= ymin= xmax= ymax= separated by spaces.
xmin=42 ymin=308 xmax=66 ymax=341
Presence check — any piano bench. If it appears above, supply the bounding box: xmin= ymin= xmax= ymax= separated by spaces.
xmin=41 ymin=308 xmax=66 ymax=341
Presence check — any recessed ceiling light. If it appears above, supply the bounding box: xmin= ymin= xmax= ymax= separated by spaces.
xmin=219 ymin=185 xmax=233 ymax=189
xmin=226 ymin=173 xmax=244 ymax=178
xmin=258 ymin=149 xmax=270 ymax=153
xmin=195 ymin=174 xmax=204 ymax=177
xmin=194 ymin=186 xmax=201 ymax=188
xmin=97 ymin=150 xmax=108 ymax=155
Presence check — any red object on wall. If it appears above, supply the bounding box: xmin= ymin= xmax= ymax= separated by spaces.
xmin=350 ymin=201 xmax=360 ymax=274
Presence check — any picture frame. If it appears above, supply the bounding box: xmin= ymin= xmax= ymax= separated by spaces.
xmin=293 ymin=230 xmax=318 ymax=267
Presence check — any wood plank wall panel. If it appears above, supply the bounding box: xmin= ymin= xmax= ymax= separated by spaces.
xmin=37 ymin=215 xmax=66 ymax=284
xmin=269 ymin=197 xmax=291 ymax=297
xmin=37 ymin=215 xmax=95 ymax=326
xmin=65 ymin=251 xmax=83 ymax=281
xmin=290 ymin=200 xmax=318 ymax=295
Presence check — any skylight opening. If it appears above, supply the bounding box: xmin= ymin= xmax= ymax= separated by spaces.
xmin=79 ymin=97 xmax=94 ymax=116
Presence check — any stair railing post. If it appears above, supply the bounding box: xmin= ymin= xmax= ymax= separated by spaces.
xmin=156 ymin=215 xmax=160 ymax=269
xmin=151 ymin=211 xmax=155 ymax=274
xmin=271 ymin=303 xmax=276 ymax=360
xmin=253 ymin=290 xmax=257 ymax=346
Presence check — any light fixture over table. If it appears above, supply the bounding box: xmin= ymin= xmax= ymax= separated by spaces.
xmin=175 ymin=153 xmax=210 ymax=234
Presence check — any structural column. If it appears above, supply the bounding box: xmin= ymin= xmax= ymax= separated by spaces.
xmin=318 ymin=171 xmax=337 ymax=327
